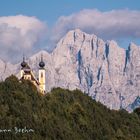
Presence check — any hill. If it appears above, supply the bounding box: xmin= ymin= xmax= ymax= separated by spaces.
xmin=0 ymin=75 xmax=140 ymax=140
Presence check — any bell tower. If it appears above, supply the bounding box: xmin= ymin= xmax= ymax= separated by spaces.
xmin=39 ymin=54 xmax=46 ymax=94
xmin=20 ymin=55 xmax=27 ymax=78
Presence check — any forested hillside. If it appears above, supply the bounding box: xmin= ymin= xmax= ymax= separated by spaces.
xmin=0 ymin=75 xmax=140 ymax=140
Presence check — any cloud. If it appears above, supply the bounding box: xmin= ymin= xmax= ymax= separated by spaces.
xmin=52 ymin=9 xmax=140 ymax=43
xmin=0 ymin=15 xmax=47 ymax=63
xmin=1 ymin=10 xmax=140 ymax=62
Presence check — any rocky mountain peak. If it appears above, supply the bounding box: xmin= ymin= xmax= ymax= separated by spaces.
xmin=129 ymin=42 xmax=138 ymax=50
xmin=1 ymin=29 xmax=140 ymax=112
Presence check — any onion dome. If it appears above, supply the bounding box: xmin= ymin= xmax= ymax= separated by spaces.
xmin=21 ymin=61 xmax=27 ymax=67
xmin=21 ymin=56 xmax=27 ymax=68
xmin=39 ymin=54 xmax=45 ymax=68
xmin=39 ymin=61 xmax=45 ymax=68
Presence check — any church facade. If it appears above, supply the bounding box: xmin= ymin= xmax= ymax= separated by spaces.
xmin=20 ymin=56 xmax=46 ymax=94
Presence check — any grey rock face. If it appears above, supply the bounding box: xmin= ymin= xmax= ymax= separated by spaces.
xmin=1 ymin=29 xmax=140 ymax=111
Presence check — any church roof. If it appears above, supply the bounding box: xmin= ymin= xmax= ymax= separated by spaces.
xmin=21 ymin=64 xmax=31 ymax=70
xmin=21 ymin=64 xmax=39 ymax=86
xmin=30 ymin=71 xmax=40 ymax=85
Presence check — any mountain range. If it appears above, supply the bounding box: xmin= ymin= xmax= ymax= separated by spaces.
xmin=1 ymin=29 xmax=140 ymax=112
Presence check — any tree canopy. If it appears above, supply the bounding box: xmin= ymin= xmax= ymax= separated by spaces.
xmin=0 ymin=75 xmax=140 ymax=140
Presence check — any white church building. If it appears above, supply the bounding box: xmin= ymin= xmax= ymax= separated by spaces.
xmin=20 ymin=55 xmax=46 ymax=94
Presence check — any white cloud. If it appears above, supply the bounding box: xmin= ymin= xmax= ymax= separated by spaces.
xmin=0 ymin=15 xmax=47 ymax=62
xmin=1 ymin=10 xmax=140 ymax=62
xmin=52 ymin=9 xmax=140 ymax=42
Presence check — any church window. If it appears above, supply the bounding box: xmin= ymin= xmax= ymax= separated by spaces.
xmin=41 ymin=72 xmax=43 ymax=78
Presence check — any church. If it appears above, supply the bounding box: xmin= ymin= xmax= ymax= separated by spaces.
xmin=20 ymin=55 xmax=46 ymax=94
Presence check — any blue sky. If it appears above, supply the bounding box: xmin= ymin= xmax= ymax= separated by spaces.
xmin=0 ymin=0 xmax=140 ymax=25
xmin=0 ymin=0 xmax=140 ymax=62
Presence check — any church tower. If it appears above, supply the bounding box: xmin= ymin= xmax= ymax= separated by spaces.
xmin=39 ymin=55 xmax=46 ymax=94
xmin=20 ymin=55 xmax=27 ymax=78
